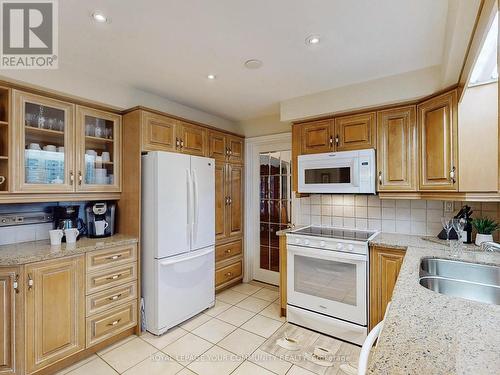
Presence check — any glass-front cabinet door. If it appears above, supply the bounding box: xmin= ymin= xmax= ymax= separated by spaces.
xmin=12 ymin=90 xmax=75 ymax=192
xmin=76 ymin=106 xmax=121 ymax=192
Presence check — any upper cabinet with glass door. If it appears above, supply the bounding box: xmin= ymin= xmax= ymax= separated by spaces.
xmin=76 ymin=106 xmax=121 ymax=192
xmin=12 ymin=90 xmax=75 ymax=192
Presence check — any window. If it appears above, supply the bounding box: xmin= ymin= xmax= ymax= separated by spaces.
xmin=469 ymin=11 xmax=498 ymax=87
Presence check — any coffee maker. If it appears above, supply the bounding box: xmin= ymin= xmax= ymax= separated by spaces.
xmin=85 ymin=202 xmax=116 ymax=238
xmin=53 ymin=205 xmax=85 ymax=241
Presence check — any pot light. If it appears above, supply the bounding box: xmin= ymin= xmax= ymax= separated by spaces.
xmin=207 ymin=74 xmax=216 ymax=80
xmin=92 ymin=12 xmax=108 ymax=23
xmin=244 ymin=59 xmax=263 ymax=69
xmin=306 ymin=35 xmax=321 ymax=45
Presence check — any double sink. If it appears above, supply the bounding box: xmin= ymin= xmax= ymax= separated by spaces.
xmin=419 ymin=258 xmax=500 ymax=305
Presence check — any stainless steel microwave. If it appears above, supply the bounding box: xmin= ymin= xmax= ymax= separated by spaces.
xmin=297 ymin=149 xmax=376 ymax=194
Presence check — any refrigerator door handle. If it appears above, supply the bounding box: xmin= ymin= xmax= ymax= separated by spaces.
xmin=186 ymin=168 xmax=193 ymax=247
xmin=159 ymin=247 xmax=214 ymax=266
xmin=192 ymin=169 xmax=199 ymax=243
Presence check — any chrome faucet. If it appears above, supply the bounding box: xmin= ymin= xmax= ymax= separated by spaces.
xmin=480 ymin=241 xmax=500 ymax=252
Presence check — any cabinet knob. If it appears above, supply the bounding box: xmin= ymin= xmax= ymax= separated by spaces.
xmin=335 ymin=135 xmax=339 ymax=145
xmin=225 ymin=272 xmax=232 ymax=277
xmin=13 ymin=274 xmax=19 ymax=294
xmin=78 ymin=171 xmax=83 ymax=185
xmin=450 ymin=167 xmax=456 ymax=184
xmin=329 ymin=136 xmax=333 ymax=147
xmin=27 ymin=274 xmax=33 ymax=290
xmin=225 ymin=249 xmax=232 ymax=254
xmin=176 ymin=138 xmax=180 ymax=148
xmin=378 ymin=171 xmax=382 ymax=185
xmin=69 ymin=171 xmax=74 ymax=184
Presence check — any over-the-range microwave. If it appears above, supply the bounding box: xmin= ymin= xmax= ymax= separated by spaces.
xmin=297 ymin=149 xmax=376 ymax=194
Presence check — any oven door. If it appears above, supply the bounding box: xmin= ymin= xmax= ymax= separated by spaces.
xmin=287 ymin=245 xmax=367 ymax=326
xmin=297 ymin=154 xmax=360 ymax=193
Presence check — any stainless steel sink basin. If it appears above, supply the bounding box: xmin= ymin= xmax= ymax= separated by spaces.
xmin=419 ymin=258 xmax=500 ymax=305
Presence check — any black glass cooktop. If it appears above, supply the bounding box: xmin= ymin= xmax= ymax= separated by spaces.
xmin=293 ymin=226 xmax=375 ymax=241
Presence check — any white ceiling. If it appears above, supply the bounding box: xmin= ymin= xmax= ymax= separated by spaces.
xmin=39 ymin=1 xmax=477 ymax=121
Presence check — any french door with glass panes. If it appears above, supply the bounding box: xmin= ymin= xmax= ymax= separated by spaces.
xmin=255 ymin=151 xmax=292 ymax=284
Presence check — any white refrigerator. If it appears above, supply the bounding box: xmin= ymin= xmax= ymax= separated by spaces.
xmin=141 ymin=151 xmax=215 ymax=335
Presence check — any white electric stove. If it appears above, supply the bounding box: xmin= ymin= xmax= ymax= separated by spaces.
xmin=286 ymin=226 xmax=378 ymax=345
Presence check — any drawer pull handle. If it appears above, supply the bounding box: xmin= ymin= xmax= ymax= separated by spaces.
xmin=225 ymin=272 xmax=232 ymax=277
xmin=106 ymin=274 xmax=122 ymax=281
xmin=225 ymin=249 xmax=231 ymax=254
xmin=108 ymin=319 xmax=121 ymax=326
xmin=108 ymin=293 xmax=122 ymax=301
xmin=106 ymin=254 xmax=122 ymax=261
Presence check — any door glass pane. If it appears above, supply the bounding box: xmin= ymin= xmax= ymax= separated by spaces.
xmin=294 ymin=255 xmax=357 ymax=305
xmin=258 ymin=150 xmax=292 ymax=273
xmin=84 ymin=115 xmax=115 ymax=185
xmin=24 ymin=102 xmax=66 ymax=185
xmin=305 ymin=167 xmax=351 ymax=184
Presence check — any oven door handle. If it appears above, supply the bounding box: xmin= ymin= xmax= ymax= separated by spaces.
xmin=287 ymin=245 xmax=367 ymax=262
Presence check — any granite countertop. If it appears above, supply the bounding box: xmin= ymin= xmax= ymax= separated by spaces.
xmin=367 ymin=233 xmax=500 ymax=375
xmin=0 ymin=234 xmax=138 ymax=265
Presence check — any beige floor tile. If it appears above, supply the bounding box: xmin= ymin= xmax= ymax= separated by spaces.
xmin=176 ymin=368 xmax=197 ymax=375
xmin=259 ymin=302 xmax=286 ymax=322
xmin=64 ymin=357 xmax=117 ymax=375
xmin=204 ymin=300 xmax=231 ymax=317
xmin=232 ymin=361 xmax=275 ymax=375
xmin=187 ymin=345 xmax=243 ymax=375
xmin=101 ymin=337 xmax=157 ymax=373
xmin=192 ymin=318 xmax=237 ymax=344
xmin=218 ymin=328 xmax=265 ymax=357
xmin=230 ymin=283 xmax=263 ymax=295
xmin=56 ymin=354 xmax=99 ymax=374
xmin=97 ymin=335 xmax=137 ymax=356
xmin=141 ymin=327 xmax=188 ymax=349
xmin=162 ymin=332 xmax=213 ymax=365
xmin=216 ymin=306 xmax=255 ymax=327
xmin=236 ymin=296 xmax=272 ymax=313
xmin=122 ymin=352 xmax=183 ymax=375
xmin=241 ymin=315 xmax=283 ymax=338
xmin=216 ymin=289 xmax=248 ymax=305
xmin=180 ymin=313 xmax=212 ymax=331
xmin=287 ymin=365 xmax=317 ymax=375
xmin=248 ymin=349 xmax=292 ymax=375
xmin=253 ymin=288 xmax=279 ymax=302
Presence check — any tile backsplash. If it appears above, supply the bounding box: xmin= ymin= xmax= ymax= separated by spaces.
xmin=292 ymin=194 xmax=500 ymax=240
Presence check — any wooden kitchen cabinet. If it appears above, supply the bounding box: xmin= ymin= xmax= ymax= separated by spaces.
xmin=12 ymin=90 xmax=75 ymax=193
xmin=227 ymin=163 xmax=244 ymax=238
xmin=214 ymin=162 xmax=227 ymax=241
xmin=25 ymin=256 xmax=85 ymax=374
xmin=300 ymin=119 xmax=334 ymax=154
xmin=417 ymin=90 xmax=458 ymax=191
xmin=369 ymin=246 xmax=405 ymax=330
xmin=208 ymin=131 xmax=227 ymax=162
xmin=334 ymin=112 xmax=376 ymax=151
xmin=377 ymin=106 xmax=417 ymax=191
xmin=141 ymin=111 xmax=178 ymax=152
xmin=177 ymin=121 xmax=207 ymax=156
xmin=227 ymin=136 xmax=244 ymax=164
xmin=76 ymin=106 xmax=122 ymax=192
xmin=0 ymin=268 xmax=23 ymax=375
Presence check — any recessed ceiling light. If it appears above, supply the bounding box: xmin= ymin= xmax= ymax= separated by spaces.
xmin=244 ymin=59 xmax=263 ymax=69
xmin=306 ymin=35 xmax=321 ymax=45
xmin=92 ymin=12 xmax=108 ymax=23
xmin=207 ymin=74 xmax=216 ymax=80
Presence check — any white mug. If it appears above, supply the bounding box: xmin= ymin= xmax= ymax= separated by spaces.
xmin=101 ymin=152 xmax=110 ymax=162
xmin=49 ymin=229 xmax=64 ymax=246
xmin=64 ymin=228 xmax=79 ymax=243
xmin=0 ymin=176 xmax=5 ymax=185
xmin=94 ymin=221 xmax=109 ymax=236
xmin=29 ymin=143 xmax=41 ymax=150
xmin=43 ymin=144 xmax=57 ymax=152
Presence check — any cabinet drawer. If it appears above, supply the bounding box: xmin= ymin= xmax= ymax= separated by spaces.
xmin=86 ymin=300 xmax=137 ymax=347
xmin=215 ymin=260 xmax=242 ymax=286
xmin=86 ymin=244 xmax=137 ymax=272
xmin=86 ymin=281 xmax=137 ymax=317
xmin=86 ymin=263 xmax=137 ymax=295
xmin=216 ymin=239 xmax=243 ymax=262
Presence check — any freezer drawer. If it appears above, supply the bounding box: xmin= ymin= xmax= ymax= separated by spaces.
xmin=150 ymin=247 xmax=215 ymax=335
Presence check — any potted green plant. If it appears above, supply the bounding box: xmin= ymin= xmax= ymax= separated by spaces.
xmin=472 ymin=217 xmax=500 ymax=246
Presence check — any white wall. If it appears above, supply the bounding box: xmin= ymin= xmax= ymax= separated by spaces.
xmin=280 ymin=66 xmax=442 ymax=122
xmin=0 ymin=71 xmax=239 ymax=134
xmin=237 ymin=113 xmax=291 ymax=137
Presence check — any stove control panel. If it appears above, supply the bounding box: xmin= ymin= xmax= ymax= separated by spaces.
xmin=286 ymin=234 xmax=368 ymax=255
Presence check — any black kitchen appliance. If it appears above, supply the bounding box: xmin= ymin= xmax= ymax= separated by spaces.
xmin=85 ymin=202 xmax=116 ymax=238
xmin=53 ymin=205 xmax=85 ymax=241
